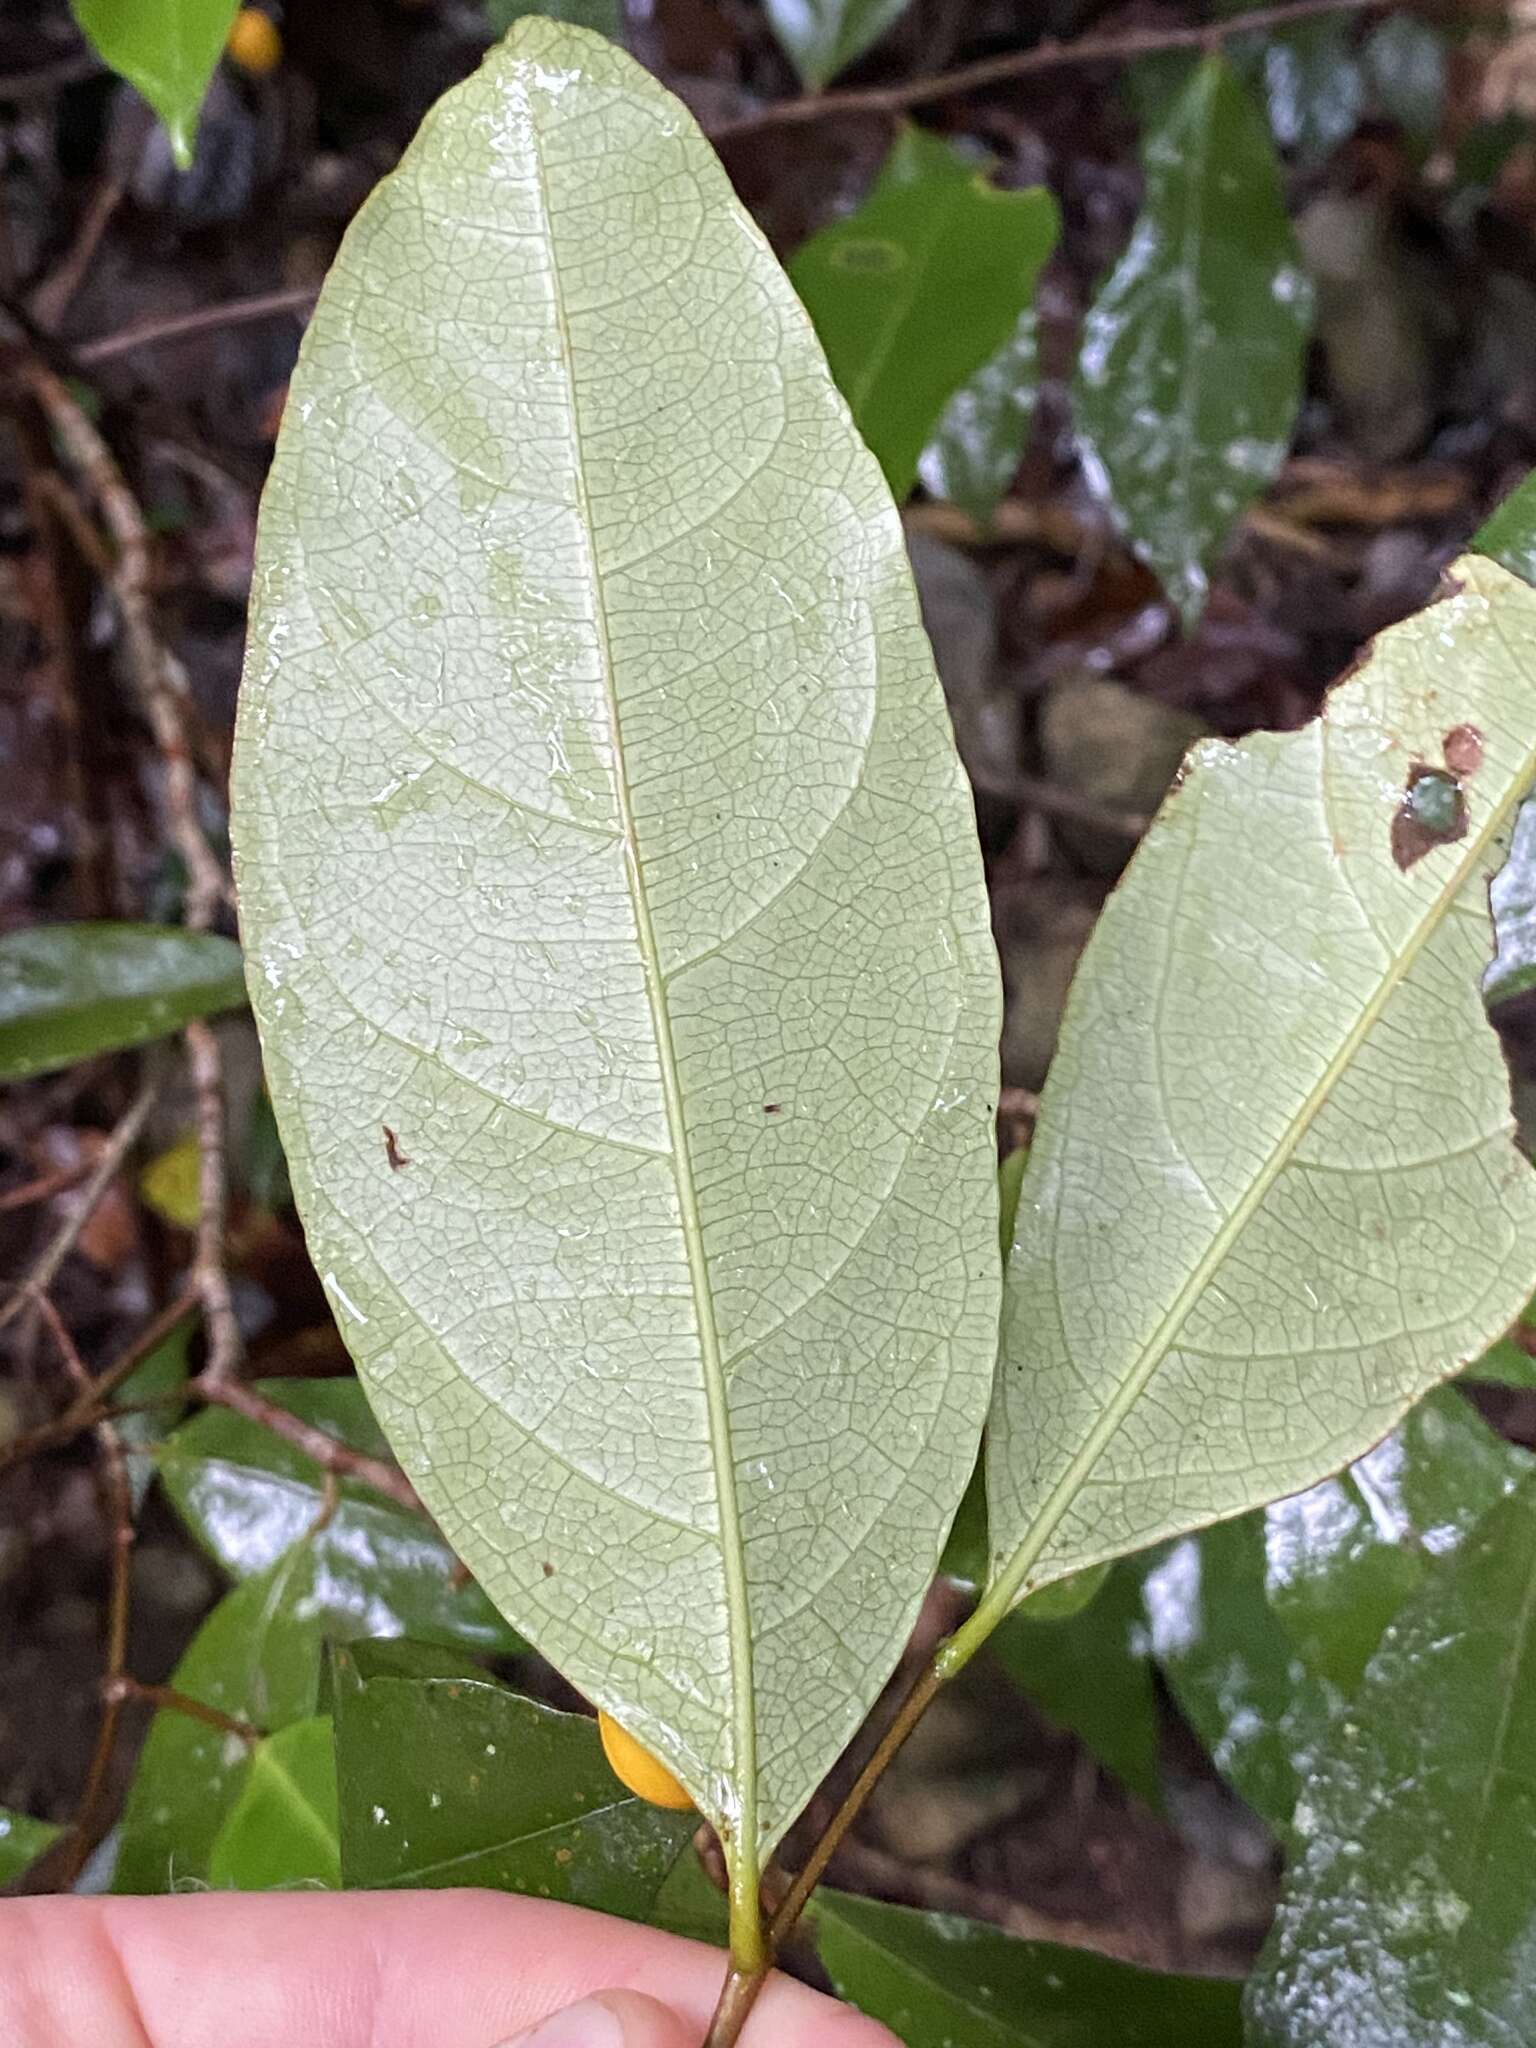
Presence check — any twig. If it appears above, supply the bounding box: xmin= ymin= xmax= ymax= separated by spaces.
xmin=188 ymin=1371 xmax=422 ymax=1510
xmin=19 ymin=360 xmax=244 ymax=1389
xmin=29 ymin=175 xmax=126 ymax=335
xmin=710 ymin=0 xmax=1387 ymax=136
xmin=185 ymin=1017 xmax=240 ymax=1385
xmin=31 ymin=1298 xmax=136 ymax=1893
xmin=75 ymin=286 xmax=319 ymax=369
xmin=0 ymin=1078 xmax=156 ymax=1338
xmin=0 ymin=1159 xmax=90 ymax=1213
xmin=19 ymin=361 xmax=229 ymax=928
xmin=704 ymin=1659 xmax=946 ymax=2047
xmin=102 ymin=1677 xmax=260 ymax=1745
xmin=0 ymin=1289 xmax=196 ymax=1474
xmin=969 ymin=765 xmax=1150 ymax=840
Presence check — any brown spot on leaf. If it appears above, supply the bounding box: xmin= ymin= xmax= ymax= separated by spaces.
xmin=1443 ymin=724 xmax=1484 ymax=777
xmin=383 ymin=1125 xmax=411 ymax=1170
xmin=762 ymin=1103 xmax=781 ymax=1115
xmin=541 ymin=1561 xmax=555 ymax=1578
xmin=554 ymin=1847 xmax=573 ymax=1865
xmin=1391 ymin=763 xmax=1468 ymax=870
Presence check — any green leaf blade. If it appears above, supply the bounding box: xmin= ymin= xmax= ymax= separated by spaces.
xmin=1073 ymin=54 xmax=1312 ymax=628
xmin=985 ymin=557 xmax=1536 ymax=1612
xmin=812 ymin=1892 xmax=1244 ymax=2047
xmin=231 ymin=19 xmax=1000 ymax=1883
xmin=791 ymin=128 xmax=1058 ymax=500
xmin=333 ymin=1645 xmax=699 ymax=1921
xmin=0 ymin=924 xmax=246 ymax=1081
xmin=69 ymin=0 xmax=239 ymax=166
xmin=762 ymin=0 xmax=913 ymax=90
xmin=1247 ymin=1476 xmax=1536 ymax=2045
xmin=209 ymin=1716 xmax=341 ymax=1891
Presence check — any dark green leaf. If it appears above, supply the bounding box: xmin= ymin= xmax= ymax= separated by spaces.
xmin=486 ymin=0 xmax=622 ymax=37
xmin=1143 ymin=1514 xmax=1330 ymax=1833
xmin=0 ymin=923 xmax=246 ymax=1081
xmin=791 ymin=128 xmax=1058 ymax=499
xmin=1074 ymin=54 xmax=1312 ymax=627
xmin=157 ymin=1380 xmax=522 ymax=1655
xmin=991 ymin=1561 xmax=1162 ymax=1809
xmin=917 ymin=308 xmax=1040 ymax=525
xmin=1475 ymin=467 xmax=1536 ymax=587
xmin=812 ymin=1891 xmax=1244 ymax=2046
xmin=68 ymin=0 xmax=240 ymax=167
xmin=0 ymin=1809 xmax=62 ymax=1885
xmin=1361 ymin=13 xmax=1448 ymax=152
xmin=1146 ymin=1389 xmax=1530 ymax=1833
xmin=333 ymin=1643 xmax=700 ymax=1923
xmin=241 ymin=1087 xmax=291 ymax=1211
xmin=1247 ymin=1475 xmax=1536 ymax=2046
xmin=1468 ymin=1297 xmax=1536 ymax=1389
xmin=113 ymin=1537 xmax=388 ymax=1893
xmin=1487 ymin=799 xmax=1536 ymax=1008
xmin=118 ymin=1318 xmax=193 ymax=1513
xmin=208 ymin=1715 xmax=340 ymax=1890
xmin=762 ymin=0 xmax=913 ymax=90
xmin=1242 ymin=19 xmax=1364 ymax=163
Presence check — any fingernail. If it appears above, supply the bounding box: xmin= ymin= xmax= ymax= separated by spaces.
xmin=499 ymin=1994 xmax=628 ymax=2048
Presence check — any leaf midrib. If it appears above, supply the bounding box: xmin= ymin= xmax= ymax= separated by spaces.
xmin=989 ymin=700 xmax=1536 ymax=1612
xmin=525 ymin=111 xmax=757 ymax=1858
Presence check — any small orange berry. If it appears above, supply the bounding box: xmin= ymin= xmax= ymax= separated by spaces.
xmin=597 ymin=1711 xmax=694 ymax=1811
xmin=226 ymin=8 xmax=283 ymax=76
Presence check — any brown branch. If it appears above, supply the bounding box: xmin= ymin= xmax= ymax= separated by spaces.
xmin=0 ymin=1289 xmax=196 ymax=1474
xmin=102 ymin=1677 xmax=260 ymax=1745
xmin=0 ymin=1159 xmax=91 ymax=1213
xmin=0 ymin=1078 xmax=157 ymax=1338
xmin=75 ymin=286 xmax=319 ymax=369
xmin=19 ymin=360 xmax=244 ymax=1392
xmin=31 ymin=1298 xmax=136 ymax=1893
xmin=188 ymin=1371 xmax=422 ymax=1510
xmin=710 ymin=0 xmax=1388 ymax=137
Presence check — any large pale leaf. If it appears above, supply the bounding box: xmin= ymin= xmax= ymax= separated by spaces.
xmin=1247 ymin=1475 xmax=1536 ymax=2046
xmin=230 ymin=19 xmax=1000 ymax=1893
xmin=1074 ymin=54 xmax=1312 ymax=628
xmin=790 ymin=128 xmax=1058 ymax=501
xmin=984 ymin=557 xmax=1536 ymax=1616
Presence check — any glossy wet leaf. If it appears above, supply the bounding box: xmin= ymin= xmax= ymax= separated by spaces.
xmin=0 ymin=1809 xmax=61 ymax=1885
xmin=991 ymin=1560 xmax=1162 ymax=1809
xmin=761 ymin=0 xmax=912 ymax=89
xmin=985 ymin=557 xmax=1536 ymax=1615
xmin=1486 ymin=797 xmax=1536 ymax=1006
xmin=1146 ymin=1388 xmax=1530 ymax=1834
xmin=114 ymin=1537 xmax=388 ymax=1893
xmin=208 ymin=1715 xmax=340 ymax=1890
xmin=1244 ymin=18 xmax=1363 ymax=164
xmin=157 ymin=1379 xmax=521 ymax=1654
xmin=1248 ymin=1474 xmax=1536 ymax=2046
xmin=1362 ymin=13 xmax=1448 ymax=152
xmin=1474 ymin=464 xmax=1536 ymax=588
xmin=0 ymin=923 xmax=246 ymax=1081
xmin=811 ymin=1891 xmax=1244 ymax=2046
xmin=118 ymin=1316 xmax=192 ymax=1512
xmin=332 ymin=1642 xmax=700 ymax=1922
xmin=69 ymin=0 xmax=240 ymax=166
xmin=1143 ymin=1514 xmax=1325 ymax=1833
xmin=1074 ymin=54 xmax=1312 ymax=628
xmin=231 ymin=20 xmax=1001 ymax=1884
xmin=918 ymin=311 xmax=1041 ymax=526
xmin=792 ymin=130 xmax=1058 ymax=501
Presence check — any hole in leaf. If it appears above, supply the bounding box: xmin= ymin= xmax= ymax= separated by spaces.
xmin=1391 ymin=765 xmax=1467 ymax=871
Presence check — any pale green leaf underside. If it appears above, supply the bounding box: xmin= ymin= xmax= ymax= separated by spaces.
xmin=988 ymin=557 xmax=1536 ymax=1604
xmin=231 ymin=21 xmax=999 ymax=1868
